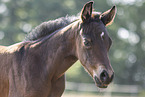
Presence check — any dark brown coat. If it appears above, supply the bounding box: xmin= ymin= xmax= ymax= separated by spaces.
xmin=0 ymin=1 xmax=116 ymax=97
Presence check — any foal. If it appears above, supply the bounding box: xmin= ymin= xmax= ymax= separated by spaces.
xmin=0 ymin=1 xmax=116 ymax=97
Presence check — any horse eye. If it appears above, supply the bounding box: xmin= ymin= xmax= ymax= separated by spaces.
xmin=83 ymin=39 xmax=91 ymax=48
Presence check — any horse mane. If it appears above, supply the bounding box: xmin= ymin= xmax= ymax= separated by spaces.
xmin=24 ymin=16 xmax=79 ymax=41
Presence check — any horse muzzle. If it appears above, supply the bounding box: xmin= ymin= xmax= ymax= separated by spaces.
xmin=94 ymin=70 xmax=114 ymax=88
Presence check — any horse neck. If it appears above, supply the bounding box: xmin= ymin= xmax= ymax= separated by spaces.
xmin=29 ymin=20 xmax=80 ymax=80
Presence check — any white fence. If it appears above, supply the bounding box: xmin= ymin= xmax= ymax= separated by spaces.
xmin=65 ymin=81 xmax=139 ymax=96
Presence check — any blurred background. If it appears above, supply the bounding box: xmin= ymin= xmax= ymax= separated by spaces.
xmin=0 ymin=0 xmax=145 ymax=97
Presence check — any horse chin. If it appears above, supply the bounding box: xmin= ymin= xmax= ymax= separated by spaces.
xmin=95 ymin=81 xmax=108 ymax=88
xmin=97 ymin=84 xmax=108 ymax=88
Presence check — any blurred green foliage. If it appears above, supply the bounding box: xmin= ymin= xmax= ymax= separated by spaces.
xmin=0 ymin=0 xmax=145 ymax=88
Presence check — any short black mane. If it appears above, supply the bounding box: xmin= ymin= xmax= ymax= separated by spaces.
xmin=24 ymin=16 xmax=78 ymax=41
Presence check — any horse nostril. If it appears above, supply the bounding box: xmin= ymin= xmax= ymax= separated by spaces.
xmin=100 ymin=70 xmax=109 ymax=83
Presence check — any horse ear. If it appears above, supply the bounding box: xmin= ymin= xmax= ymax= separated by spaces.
xmin=100 ymin=6 xmax=117 ymax=26
xmin=81 ymin=1 xmax=94 ymax=22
